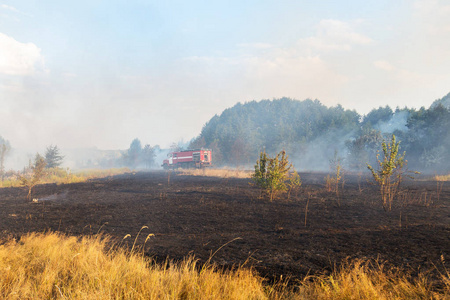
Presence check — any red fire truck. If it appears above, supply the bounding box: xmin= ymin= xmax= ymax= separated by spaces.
xmin=162 ymin=149 xmax=212 ymax=169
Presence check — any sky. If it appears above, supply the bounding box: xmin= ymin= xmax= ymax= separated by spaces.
xmin=1 ymin=0 xmax=450 ymax=154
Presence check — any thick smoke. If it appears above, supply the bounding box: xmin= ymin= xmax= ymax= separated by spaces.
xmin=374 ymin=111 xmax=408 ymax=133
xmin=290 ymin=129 xmax=355 ymax=172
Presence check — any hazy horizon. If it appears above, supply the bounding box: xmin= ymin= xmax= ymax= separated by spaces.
xmin=1 ymin=1 xmax=450 ymax=153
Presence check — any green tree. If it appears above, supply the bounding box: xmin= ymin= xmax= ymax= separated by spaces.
xmin=367 ymin=135 xmax=409 ymax=211
xmin=189 ymin=136 xmax=206 ymax=149
xmin=252 ymin=150 xmax=299 ymax=201
xmin=124 ymin=138 xmax=142 ymax=168
xmin=20 ymin=153 xmax=47 ymax=200
xmin=287 ymin=170 xmax=302 ymax=199
xmin=141 ymin=144 xmax=156 ymax=168
xmin=45 ymin=145 xmax=64 ymax=168
xmin=362 ymin=106 xmax=393 ymax=127
xmin=403 ymin=103 xmax=450 ymax=171
xmin=0 ymin=136 xmax=11 ymax=181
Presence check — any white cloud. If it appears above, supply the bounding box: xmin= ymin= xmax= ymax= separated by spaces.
xmin=299 ymin=19 xmax=373 ymax=53
xmin=179 ymin=19 xmax=369 ymax=106
xmin=366 ymin=0 xmax=450 ymax=108
xmin=410 ymin=0 xmax=450 ymax=56
xmin=1 ymin=4 xmax=19 ymax=13
xmin=0 ymin=32 xmax=45 ymax=75
xmin=373 ymin=60 xmax=425 ymax=86
xmin=414 ymin=0 xmax=450 ymax=34
xmin=373 ymin=60 xmax=394 ymax=72
xmin=1 ymin=4 xmax=32 ymax=17
xmin=318 ymin=19 xmax=372 ymax=44
xmin=237 ymin=43 xmax=273 ymax=50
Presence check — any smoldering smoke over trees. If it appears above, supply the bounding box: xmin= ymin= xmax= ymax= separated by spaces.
xmin=122 ymin=138 xmax=157 ymax=169
xmin=399 ymin=102 xmax=450 ymax=171
xmin=190 ymin=98 xmax=360 ymax=168
xmin=346 ymin=129 xmax=383 ymax=171
xmin=354 ymin=94 xmax=450 ymax=172
xmin=190 ymin=93 xmax=450 ymax=173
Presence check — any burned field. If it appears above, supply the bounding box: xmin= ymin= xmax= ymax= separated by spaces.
xmin=0 ymin=171 xmax=449 ymax=282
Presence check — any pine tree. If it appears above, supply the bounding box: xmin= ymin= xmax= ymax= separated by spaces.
xmin=45 ymin=145 xmax=64 ymax=168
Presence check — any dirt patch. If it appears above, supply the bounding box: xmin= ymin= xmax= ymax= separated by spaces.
xmin=0 ymin=171 xmax=448 ymax=283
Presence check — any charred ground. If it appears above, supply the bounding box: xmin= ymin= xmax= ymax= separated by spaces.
xmin=0 ymin=171 xmax=449 ymax=283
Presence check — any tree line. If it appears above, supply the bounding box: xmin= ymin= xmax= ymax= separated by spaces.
xmin=189 ymin=93 xmax=450 ymax=172
xmin=0 ymin=138 xmax=159 ymax=182
xmin=1 ymin=93 xmax=449 ymax=173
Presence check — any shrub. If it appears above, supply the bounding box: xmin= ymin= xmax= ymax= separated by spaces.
xmin=20 ymin=153 xmax=46 ymax=200
xmin=367 ymin=135 xmax=415 ymax=211
xmin=325 ymin=150 xmax=344 ymax=205
xmin=287 ymin=170 xmax=302 ymax=199
xmin=252 ymin=150 xmax=300 ymax=201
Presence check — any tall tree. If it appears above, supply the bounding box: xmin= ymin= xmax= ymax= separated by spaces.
xmin=45 ymin=145 xmax=64 ymax=168
xmin=362 ymin=106 xmax=393 ymax=127
xmin=125 ymin=138 xmax=142 ymax=168
xmin=403 ymin=104 xmax=450 ymax=171
xmin=0 ymin=136 xmax=11 ymax=181
xmin=141 ymin=144 xmax=156 ymax=168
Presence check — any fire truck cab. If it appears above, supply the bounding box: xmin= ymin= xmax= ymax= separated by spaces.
xmin=162 ymin=149 xmax=212 ymax=169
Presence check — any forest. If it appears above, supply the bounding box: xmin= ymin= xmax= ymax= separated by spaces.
xmin=189 ymin=92 xmax=450 ymax=173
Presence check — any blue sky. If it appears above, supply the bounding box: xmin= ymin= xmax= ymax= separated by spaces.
xmin=1 ymin=0 xmax=449 ymax=155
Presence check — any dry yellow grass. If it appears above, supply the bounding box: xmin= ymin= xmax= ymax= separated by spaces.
xmin=0 ymin=168 xmax=131 ymax=188
xmin=70 ymin=168 xmax=131 ymax=181
xmin=0 ymin=232 xmax=448 ymax=299
xmin=297 ymin=260 xmax=450 ymax=300
xmin=435 ymin=174 xmax=450 ymax=181
xmin=179 ymin=168 xmax=252 ymax=178
xmin=0 ymin=232 xmax=267 ymax=300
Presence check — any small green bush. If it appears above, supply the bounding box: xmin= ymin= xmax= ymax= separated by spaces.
xmin=367 ymin=134 xmax=416 ymax=211
xmin=252 ymin=150 xmax=300 ymax=201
